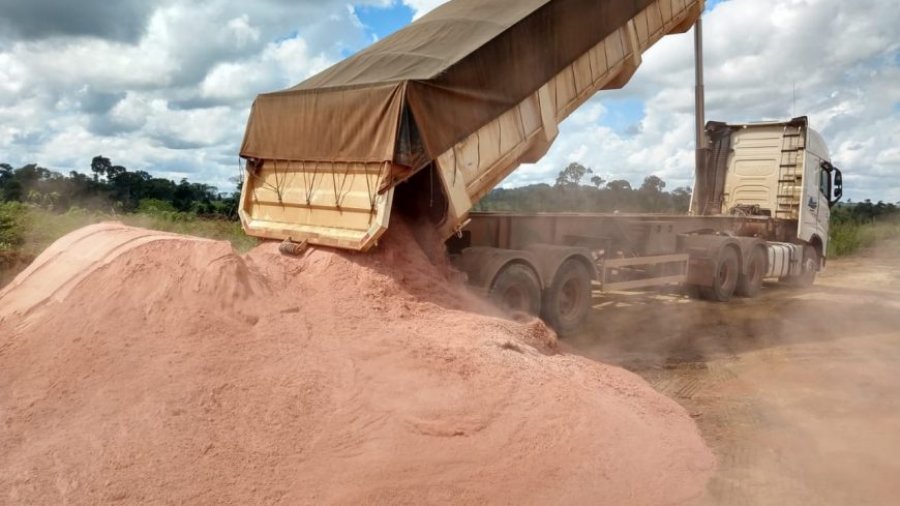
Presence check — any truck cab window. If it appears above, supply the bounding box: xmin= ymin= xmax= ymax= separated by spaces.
xmin=819 ymin=167 xmax=830 ymax=197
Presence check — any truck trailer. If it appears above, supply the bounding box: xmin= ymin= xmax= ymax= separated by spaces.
xmin=237 ymin=0 xmax=844 ymax=333
xmin=450 ymin=117 xmax=843 ymax=333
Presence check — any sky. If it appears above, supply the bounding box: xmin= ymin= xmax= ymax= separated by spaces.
xmin=0 ymin=0 xmax=897 ymax=202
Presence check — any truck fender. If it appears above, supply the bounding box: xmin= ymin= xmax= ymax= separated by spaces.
xmin=679 ymin=235 xmax=744 ymax=287
xmin=522 ymin=244 xmax=598 ymax=288
xmin=452 ymin=247 xmax=545 ymax=292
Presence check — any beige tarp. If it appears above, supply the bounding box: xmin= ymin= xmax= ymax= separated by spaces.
xmin=240 ymin=0 xmax=656 ymax=185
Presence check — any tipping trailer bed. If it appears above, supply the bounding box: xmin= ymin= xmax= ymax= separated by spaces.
xmin=239 ymin=0 xmax=705 ymax=251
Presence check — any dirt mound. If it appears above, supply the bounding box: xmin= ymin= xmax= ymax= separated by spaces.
xmin=0 ymin=222 xmax=714 ymax=505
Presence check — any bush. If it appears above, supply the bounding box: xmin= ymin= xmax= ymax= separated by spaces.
xmin=0 ymin=202 xmax=27 ymax=250
xmin=828 ymin=221 xmax=864 ymax=257
xmin=829 ymin=220 xmax=900 ymax=258
xmin=137 ymin=198 xmax=178 ymax=215
xmin=0 ymin=205 xmax=259 ymax=288
xmin=0 ymin=203 xmax=32 ymax=286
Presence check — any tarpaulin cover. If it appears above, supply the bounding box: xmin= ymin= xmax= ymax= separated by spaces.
xmin=240 ymin=0 xmax=656 ymax=176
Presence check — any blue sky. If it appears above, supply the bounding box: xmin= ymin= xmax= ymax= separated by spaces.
xmin=355 ymin=3 xmax=415 ymax=38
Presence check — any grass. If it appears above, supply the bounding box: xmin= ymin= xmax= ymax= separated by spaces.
xmin=828 ymin=220 xmax=900 ymax=258
xmin=0 ymin=203 xmax=258 ymax=287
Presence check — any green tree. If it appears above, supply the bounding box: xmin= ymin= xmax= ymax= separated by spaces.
xmin=639 ymin=175 xmax=667 ymax=212
xmin=605 ymin=180 xmax=632 ymax=192
xmin=1 ymin=157 xmax=238 ymax=219
xmin=640 ymin=175 xmax=666 ymax=193
xmin=0 ymin=164 xmax=21 ymax=201
xmin=555 ymin=163 xmax=593 ymax=188
xmin=91 ymin=156 xmax=112 ymax=180
xmin=671 ymin=187 xmax=692 ymax=213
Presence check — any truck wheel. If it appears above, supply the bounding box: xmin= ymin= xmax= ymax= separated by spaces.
xmin=700 ymin=246 xmax=740 ymax=302
xmin=785 ymin=247 xmax=818 ymax=288
xmin=542 ymin=259 xmax=593 ymax=336
xmin=490 ymin=263 xmax=542 ymax=316
xmin=736 ymin=247 xmax=766 ymax=298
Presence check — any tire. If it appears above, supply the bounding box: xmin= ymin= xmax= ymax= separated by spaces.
xmin=541 ymin=259 xmax=593 ymax=336
xmin=785 ymin=246 xmax=818 ymax=288
xmin=489 ymin=263 xmax=542 ymax=316
xmin=699 ymin=246 xmax=740 ymax=302
xmin=736 ymin=247 xmax=766 ymax=298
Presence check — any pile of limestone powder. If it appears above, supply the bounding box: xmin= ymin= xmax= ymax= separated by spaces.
xmin=0 ymin=222 xmax=714 ymax=505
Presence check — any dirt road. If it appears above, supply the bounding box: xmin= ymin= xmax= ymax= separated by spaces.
xmin=567 ymin=244 xmax=900 ymax=505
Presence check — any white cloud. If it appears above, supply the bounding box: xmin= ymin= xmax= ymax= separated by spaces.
xmin=226 ymin=15 xmax=262 ymax=48
xmin=0 ymin=53 xmax=27 ymax=101
xmin=504 ymin=0 xmax=900 ymax=202
xmin=0 ymin=0 xmax=388 ymax=190
xmin=8 ymin=38 xmax=173 ymax=91
xmin=400 ymin=0 xmax=446 ymax=19
xmin=0 ymin=0 xmax=898 ymax=203
xmin=200 ymin=37 xmax=330 ymax=102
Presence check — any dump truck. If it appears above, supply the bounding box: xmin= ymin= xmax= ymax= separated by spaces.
xmin=238 ymin=0 xmax=844 ymax=333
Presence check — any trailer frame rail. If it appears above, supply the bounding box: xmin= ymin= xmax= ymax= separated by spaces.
xmin=597 ymin=253 xmax=689 ymax=293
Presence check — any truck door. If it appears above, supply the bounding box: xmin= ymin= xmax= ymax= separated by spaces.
xmin=799 ymin=155 xmax=830 ymax=243
xmin=798 ymin=126 xmax=834 ymax=253
xmin=815 ymin=163 xmax=831 ymax=243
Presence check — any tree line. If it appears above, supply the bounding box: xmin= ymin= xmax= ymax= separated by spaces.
xmin=0 ymin=157 xmax=239 ymax=217
xmin=475 ymin=163 xmax=693 ymax=214
xmin=831 ymin=199 xmax=900 ymax=224
xmin=476 ymin=162 xmax=900 ymax=223
xmin=2 ymin=159 xmax=692 ymax=219
xmin=4 ymin=157 xmax=897 ymax=223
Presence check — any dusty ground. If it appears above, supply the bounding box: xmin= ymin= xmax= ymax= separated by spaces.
xmin=568 ymin=242 xmax=900 ymax=505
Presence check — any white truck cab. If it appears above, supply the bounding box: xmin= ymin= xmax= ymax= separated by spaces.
xmin=693 ymin=117 xmax=843 ymax=282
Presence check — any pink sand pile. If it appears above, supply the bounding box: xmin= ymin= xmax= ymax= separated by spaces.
xmin=0 ymin=222 xmax=714 ymax=505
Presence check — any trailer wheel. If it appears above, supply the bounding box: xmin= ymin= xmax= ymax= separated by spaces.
xmin=542 ymin=259 xmax=593 ymax=336
xmin=490 ymin=263 xmax=542 ymax=316
xmin=736 ymin=247 xmax=766 ymax=298
xmin=700 ymin=246 xmax=740 ymax=302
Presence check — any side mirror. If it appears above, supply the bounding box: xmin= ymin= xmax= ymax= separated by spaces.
xmin=832 ymin=168 xmax=843 ymax=206
xmin=821 ymin=161 xmax=843 ymax=208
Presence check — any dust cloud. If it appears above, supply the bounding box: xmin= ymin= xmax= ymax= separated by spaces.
xmin=566 ymin=241 xmax=900 ymax=505
xmin=0 ymin=222 xmax=714 ymax=505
